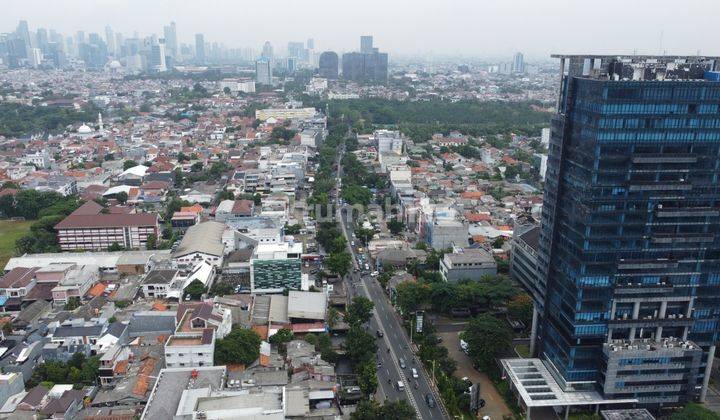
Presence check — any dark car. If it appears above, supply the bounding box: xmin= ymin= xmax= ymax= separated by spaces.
xmin=425 ymin=393 xmax=436 ymax=408
xmin=376 ymin=330 xmax=384 ymax=338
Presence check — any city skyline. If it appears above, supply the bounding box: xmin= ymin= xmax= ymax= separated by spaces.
xmin=2 ymin=0 xmax=719 ymax=58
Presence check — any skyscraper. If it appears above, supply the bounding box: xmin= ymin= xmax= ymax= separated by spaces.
xmin=164 ymin=22 xmax=178 ymax=59
xmin=105 ymin=25 xmax=115 ymax=55
xmin=512 ymin=52 xmax=524 ymax=73
xmin=318 ymin=51 xmax=339 ymax=79
xmin=360 ymin=35 xmax=373 ymax=54
xmin=341 ymin=36 xmax=387 ymax=84
xmin=535 ymin=54 xmax=720 ymax=408
xmin=255 ymin=59 xmax=272 ymax=85
xmin=261 ymin=41 xmax=273 ymax=61
xmin=195 ymin=33 xmax=205 ymax=63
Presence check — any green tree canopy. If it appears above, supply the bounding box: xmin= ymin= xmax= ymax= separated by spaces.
xmin=214 ymin=327 xmax=262 ymax=365
xmin=123 ymin=160 xmax=138 ymax=170
xmin=462 ymin=314 xmax=512 ymax=372
xmin=184 ymin=279 xmax=207 ymax=299
xmin=346 ymin=296 xmax=374 ymax=326
xmin=387 ymin=218 xmax=405 ymax=235
xmin=326 ymin=251 xmax=352 ymax=277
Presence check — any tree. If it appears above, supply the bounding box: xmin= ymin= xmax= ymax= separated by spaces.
xmin=341 ymin=184 xmax=373 ymax=206
xmin=115 ymin=191 xmax=128 ymax=204
xmin=123 ymin=160 xmax=138 ymax=170
xmin=223 ymin=87 xmax=231 ymax=95
xmin=387 ymin=218 xmax=405 ymax=235
xmin=344 ymin=324 xmax=377 ymax=366
xmin=327 ymin=307 xmax=340 ymax=328
xmin=210 ymin=281 xmax=235 ymax=296
xmin=191 ymin=161 xmax=203 ymax=172
xmin=463 ymin=314 xmax=512 ymax=373
xmin=354 ymin=227 xmax=374 ymax=244
xmin=215 ymin=189 xmax=233 ymax=201
xmin=269 ymin=328 xmax=294 ymax=354
xmin=184 ymin=279 xmax=207 ymax=300
xmin=214 ymin=327 xmax=262 ymax=365
xmin=508 ymin=293 xmax=533 ymax=327
xmin=346 ymin=296 xmax=374 ymax=326
xmin=326 ymin=251 xmax=352 ymax=277
xmin=284 ymin=224 xmax=301 ymax=235
xmin=64 ymin=297 xmax=81 ymax=311
xmin=670 ymin=403 xmax=720 ymax=420
xmin=107 ymin=242 xmax=125 ymax=252
xmin=146 ymin=233 xmax=157 ymax=250
xmin=357 ymin=360 xmax=378 ymax=396
xmin=351 ymin=400 xmax=415 ymax=420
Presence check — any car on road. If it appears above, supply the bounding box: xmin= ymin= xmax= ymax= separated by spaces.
xmin=364 ymin=263 xmax=370 ymax=270
xmin=376 ymin=330 xmax=384 ymax=338
xmin=425 ymin=393 xmax=436 ymax=408
xmin=371 ymin=271 xmax=379 ymax=277
xmin=399 ymin=358 xmax=406 ymax=369
xmin=396 ymin=381 xmax=405 ymax=391
xmin=411 ymin=368 xmax=418 ymax=378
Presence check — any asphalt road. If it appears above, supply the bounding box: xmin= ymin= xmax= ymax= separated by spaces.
xmin=335 ymin=149 xmax=446 ymax=419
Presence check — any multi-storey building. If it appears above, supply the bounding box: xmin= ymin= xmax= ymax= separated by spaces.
xmin=54 ymin=201 xmax=159 ymax=251
xmin=536 ymin=54 xmax=720 ymax=407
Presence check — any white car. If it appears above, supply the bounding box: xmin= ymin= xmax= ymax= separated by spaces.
xmin=371 ymin=271 xmax=379 ymax=277
xmin=411 ymin=368 xmax=418 ymax=378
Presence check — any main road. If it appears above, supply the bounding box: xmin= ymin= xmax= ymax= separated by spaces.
xmin=335 ymin=144 xmax=447 ymax=420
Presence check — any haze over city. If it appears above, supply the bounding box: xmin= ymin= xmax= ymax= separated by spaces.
xmin=3 ymin=0 xmax=719 ymax=58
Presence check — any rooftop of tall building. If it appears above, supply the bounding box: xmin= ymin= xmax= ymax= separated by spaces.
xmin=551 ymin=54 xmax=720 ymax=81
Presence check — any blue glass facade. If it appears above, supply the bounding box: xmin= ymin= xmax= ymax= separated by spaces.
xmin=538 ymin=57 xmax=720 ymax=405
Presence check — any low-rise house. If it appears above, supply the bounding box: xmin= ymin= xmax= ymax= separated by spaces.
xmin=439 ymin=247 xmax=497 ymax=282
xmin=141 ymin=269 xmax=178 ymax=299
xmin=175 ymin=301 xmax=232 ymax=339
xmin=164 ymin=329 xmax=214 ymax=368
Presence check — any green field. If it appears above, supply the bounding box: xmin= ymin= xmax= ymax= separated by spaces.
xmin=0 ymin=220 xmax=32 ymax=269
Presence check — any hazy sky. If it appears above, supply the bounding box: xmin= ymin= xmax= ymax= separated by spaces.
xmin=3 ymin=0 xmax=718 ymax=59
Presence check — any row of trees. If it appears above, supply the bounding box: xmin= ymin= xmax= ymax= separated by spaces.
xmin=0 ymin=102 xmax=100 ymax=137
xmin=394 ymin=275 xmax=519 ymax=315
xmin=343 ymin=297 xmax=379 ymax=398
xmin=306 ymin=98 xmax=550 ymax=142
xmin=26 ymin=352 xmax=100 ymax=389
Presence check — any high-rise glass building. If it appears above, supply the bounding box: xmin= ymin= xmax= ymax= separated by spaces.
xmin=537 ymin=55 xmax=720 ymax=407
xmin=195 ymin=33 xmax=205 ymax=63
xmin=318 ymin=51 xmax=339 ymax=80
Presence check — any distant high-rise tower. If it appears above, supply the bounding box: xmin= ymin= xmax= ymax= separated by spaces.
xmin=307 ymin=38 xmax=315 ymax=50
xmin=512 ymin=52 xmax=525 ymax=73
xmin=360 ymin=36 xmax=373 ymax=54
xmin=195 ymin=33 xmax=205 ymax=63
xmin=149 ymin=40 xmax=167 ymax=72
xmin=105 ymin=26 xmax=115 ymax=55
xmin=318 ymin=51 xmax=339 ymax=80
xmin=534 ymin=54 xmax=720 ymax=408
xmin=255 ymin=59 xmax=272 ymax=85
xmin=16 ymin=20 xmax=32 ymax=60
xmin=164 ymin=22 xmax=178 ymax=59
xmin=261 ymin=41 xmax=273 ymax=60
xmin=342 ymin=36 xmax=387 ymax=84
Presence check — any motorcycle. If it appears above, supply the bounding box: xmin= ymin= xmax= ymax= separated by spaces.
xmin=414 ymin=382 xmax=419 ymax=390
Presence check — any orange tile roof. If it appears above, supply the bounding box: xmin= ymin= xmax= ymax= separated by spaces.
xmin=471 ymin=235 xmax=487 ymax=243
xmin=152 ymin=302 xmax=167 ymax=311
xmin=86 ymin=283 xmax=107 ymax=298
xmin=114 ymin=360 xmax=129 ymax=375
xmin=465 ymin=212 xmax=491 ymax=223
xmin=252 ymin=325 xmax=268 ymax=340
xmin=461 ymin=191 xmax=484 ymax=199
